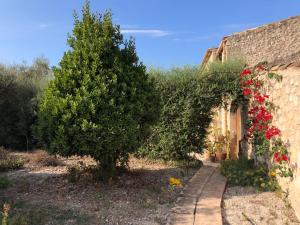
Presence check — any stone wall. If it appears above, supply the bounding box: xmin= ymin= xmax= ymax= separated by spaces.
xmin=268 ymin=65 xmax=300 ymax=219
xmin=202 ymin=15 xmax=300 ymax=218
xmin=225 ymin=16 xmax=300 ymax=66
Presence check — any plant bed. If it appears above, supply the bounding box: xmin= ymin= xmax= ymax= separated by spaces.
xmin=0 ymin=151 xmax=201 ymax=225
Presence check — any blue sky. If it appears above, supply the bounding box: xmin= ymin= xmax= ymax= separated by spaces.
xmin=0 ymin=0 xmax=299 ymax=69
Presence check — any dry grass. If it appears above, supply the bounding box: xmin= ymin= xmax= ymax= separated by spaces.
xmin=27 ymin=150 xmax=65 ymax=167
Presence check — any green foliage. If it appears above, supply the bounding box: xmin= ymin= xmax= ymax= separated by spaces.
xmin=0 ymin=148 xmax=24 ymax=172
xmin=0 ymin=177 xmax=10 ymax=189
xmin=0 ymin=201 xmax=90 ymax=225
xmin=254 ymin=133 xmax=270 ymax=156
xmin=0 ymin=57 xmax=51 ymax=150
xmin=36 ymin=2 xmax=159 ymax=179
xmin=173 ymin=157 xmax=203 ymax=169
xmin=139 ymin=60 xmax=244 ymax=161
xmin=0 ymin=159 xmax=24 ymax=172
xmin=220 ymin=158 xmax=279 ymax=191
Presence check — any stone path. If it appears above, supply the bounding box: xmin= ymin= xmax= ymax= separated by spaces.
xmin=167 ymin=163 xmax=227 ymax=225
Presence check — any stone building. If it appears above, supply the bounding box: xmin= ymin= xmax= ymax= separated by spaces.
xmin=201 ymin=15 xmax=300 ymax=218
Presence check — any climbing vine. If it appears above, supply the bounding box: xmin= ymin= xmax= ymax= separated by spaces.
xmin=240 ymin=62 xmax=293 ymax=178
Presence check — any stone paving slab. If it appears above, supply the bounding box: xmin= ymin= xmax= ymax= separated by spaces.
xmin=166 ymin=163 xmax=227 ymax=225
xmin=194 ymin=171 xmax=227 ymax=225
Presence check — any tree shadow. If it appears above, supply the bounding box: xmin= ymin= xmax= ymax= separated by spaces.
xmin=0 ymin=163 xmax=201 ymax=225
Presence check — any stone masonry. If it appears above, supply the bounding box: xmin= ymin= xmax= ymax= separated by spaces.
xmin=269 ymin=64 xmax=300 ymax=219
xmin=225 ymin=16 xmax=300 ymax=66
xmin=202 ymin=15 xmax=300 ymax=219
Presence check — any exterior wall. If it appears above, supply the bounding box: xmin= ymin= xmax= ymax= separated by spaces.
xmin=225 ymin=16 xmax=300 ymax=66
xmin=269 ymin=66 xmax=300 ymax=218
xmin=202 ymin=15 xmax=300 ymax=218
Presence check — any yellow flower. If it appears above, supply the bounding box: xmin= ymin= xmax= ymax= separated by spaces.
xmin=269 ymin=171 xmax=276 ymax=177
xmin=169 ymin=177 xmax=182 ymax=186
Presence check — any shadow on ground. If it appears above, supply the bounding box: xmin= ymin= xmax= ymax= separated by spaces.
xmin=0 ymin=158 xmax=200 ymax=225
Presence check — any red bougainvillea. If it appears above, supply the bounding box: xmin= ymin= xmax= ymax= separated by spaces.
xmin=240 ymin=63 xmax=292 ymax=177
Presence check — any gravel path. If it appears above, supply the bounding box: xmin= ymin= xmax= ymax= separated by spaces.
xmin=222 ymin=186 xmax=300 ymax=225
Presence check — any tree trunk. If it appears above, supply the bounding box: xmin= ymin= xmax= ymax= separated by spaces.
xmin=25 ymin=134 xmax=29 ymax=152
xmin=99 ymin=155 xmax=117 ymax=181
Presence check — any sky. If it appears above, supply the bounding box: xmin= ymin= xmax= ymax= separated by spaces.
xmin=0 ymin=0 xmax=300 ymax=69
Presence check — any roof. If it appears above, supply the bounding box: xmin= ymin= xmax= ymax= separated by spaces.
xmin=201 ymin=48 xmax=218 ymax=65
xmin=227 ymin=15 xmax=300 ymax=38
xmin=201 ymin=15 xmax=300 ymax=67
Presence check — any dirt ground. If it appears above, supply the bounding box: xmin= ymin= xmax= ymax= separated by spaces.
xmin=0 ymin=151 xmax=199 ymax=225
xmin=222 ymin=186 xmax=300 ymax=225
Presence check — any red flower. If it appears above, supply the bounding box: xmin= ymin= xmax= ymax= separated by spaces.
xmin=254 ymin=93 xmax=265 ymax=104
xmin=240 ymin=69 xmax=251 ymax=77
xmin=248 ymin=106 xmax=259 ymax=115
xmin=282 ymin=154 xmax=288 ymax=162
xmin=273 ymin=152 xmax=281 ymax=162
xmin=242 ymin=80 xmax=253 ymax=86
xmin=275 ymin=156 xmax=281 ymax=163
xmin=256 ymin=65 xmax=266 ymax=71
xmin=253 ymin=106 xmax=272 ymax=123
xmin=242 ymin=88 xmax=252 ymax=96
xmin=266 ymin=126 xmax=280 ymax=140
xmin=263 ymin=112 xmax=272 ymax=121
xmin=255 ymin=81 xmax=261 ymax=88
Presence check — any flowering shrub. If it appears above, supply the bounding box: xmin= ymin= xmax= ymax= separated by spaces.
xmin=220 ymin=157 xmax=279 ymax=191
xmin=240 ymin=63 xmax=293 ymax=178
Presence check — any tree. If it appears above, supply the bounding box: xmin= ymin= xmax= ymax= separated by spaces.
xmin=36 ymin=2 xmax=159 ymax=179
xmin=0 ymin=57 xmax=51 ymax=150
xmin=139 ymin=60 xmax=244 ymax=162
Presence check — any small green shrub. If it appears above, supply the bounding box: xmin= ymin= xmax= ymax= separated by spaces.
xmin=0 ymin=159 xmax=24 ymax=172
xmin=0 ymin=177 xmax=10 ymax=189
xmin=173 ymin=157 xmax=203 ymax=169
xmin=220 ymin=157 xmax=279 ymax=191
xmin=0 ymin=148 xmax=24 ymax=172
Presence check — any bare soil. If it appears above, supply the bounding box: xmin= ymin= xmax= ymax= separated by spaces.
xmin=0 ymin=151 xmax=199 ymax=225
xmin=222 ymin=186 xmax=300 ymax=225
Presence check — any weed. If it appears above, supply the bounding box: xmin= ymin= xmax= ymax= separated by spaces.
xmin=0 ymin=148 xmax=24 ymax=172
xmin=0 ymin=177 xmax=10 ymax=189
xmin=1 ymin=203 xmax=10 ymax=225
xmin=0 ymin=201 xmax=90 ymax=225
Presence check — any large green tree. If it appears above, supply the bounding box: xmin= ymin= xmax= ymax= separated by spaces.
xmin=0 ymin=57 xmax=50 ymax=150
xmin=36 ymin=3 xmax=159 ymax=179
